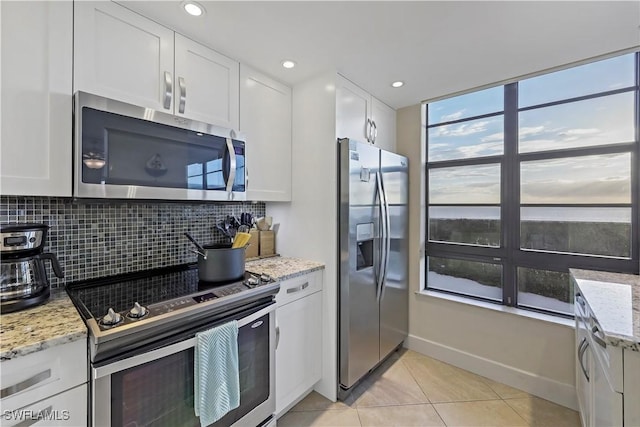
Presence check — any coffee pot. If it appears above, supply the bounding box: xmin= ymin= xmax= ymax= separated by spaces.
xmin=0 ymin=223 xmax=64 ymax=313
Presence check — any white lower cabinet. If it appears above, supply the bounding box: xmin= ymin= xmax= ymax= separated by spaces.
xmin=575 ymin=291 xmax=639 ymax=427
xmin=1 ymin=384 xmax=87 ymax=427
xmin=275 ymin=271 xmax=323 ymax=416
xmin=0 ymin=340 xmax=88 ymax=426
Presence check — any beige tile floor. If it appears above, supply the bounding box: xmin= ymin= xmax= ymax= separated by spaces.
xmin=278 ymin=349 xmax=581 ymax=427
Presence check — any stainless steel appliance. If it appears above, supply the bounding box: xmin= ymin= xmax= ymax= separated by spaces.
xmin=66 ymin=265 xmax=279 ymax=427
xmin=338 ymin=138 xmax=409 ymax=399
xmin=74 ymin=91 xmax=246 ymax=201
xmin=0 ymin=223 xmax=64 ymax=313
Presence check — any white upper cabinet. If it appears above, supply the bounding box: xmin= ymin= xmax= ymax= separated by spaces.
xmin=74 ymin=1 xmax=175 ymax=112
xmin=336 ymin=75 xmax=396 ymax=151
xmin=174 ymin=34 xmax=239 ymax=129
xmin=240 ymin=65 xmax=292 ymax=201
xmin=0 ymin=0 xmax=73 ymax=197
xmin=74 ymin=2 xmax=239 ymax=129
xmin=371 ymin=97 xmax=397 ymax=152
xmin=336 ymin=76 xmax=371 ymax=143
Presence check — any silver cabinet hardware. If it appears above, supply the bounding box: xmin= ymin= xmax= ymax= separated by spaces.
xmin=577 ymin=337 xmax=590 ymax=382
xmin=591 ymin=324 xmax=607 ymax=348
xmin=13 ymin=405 xmax=53 ymax=427
xmin=286 ymin=282 xmax=309 ymax=294
xmin=1 ymin=369 xmax=52 ymax=399
xmin=178 ymin=77 xmax=186 ymax=114
xmin=163 ymin=71 xmax=172 ymax=110
xmin=371 ymin=120 xmax=378 ymax=144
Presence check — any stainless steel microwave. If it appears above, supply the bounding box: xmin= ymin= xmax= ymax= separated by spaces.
xmin=73 ymin=92 xmax=246 ymax=201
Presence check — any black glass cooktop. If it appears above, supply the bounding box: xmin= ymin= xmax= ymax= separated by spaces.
xmin=66 ymin=264 xmax=272 ymax=322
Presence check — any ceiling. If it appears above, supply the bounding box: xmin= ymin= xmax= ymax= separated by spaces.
xmin=118 ymin=1 xmax=640 ymax=110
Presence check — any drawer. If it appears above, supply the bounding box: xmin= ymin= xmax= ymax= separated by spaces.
xmin=276 ymin=270 xmax=323 ymax=306
xmin=1 ymin=339 xmax=88 ymax=412
xmin=1 ymin=383 xmax=87 ymax=426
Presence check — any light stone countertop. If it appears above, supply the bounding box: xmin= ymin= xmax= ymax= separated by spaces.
xmin=246 ymin=256 xmax=325 ymax=281
xmin=0 ymin=289 xmax=87 ymax=361
xmin=570 ymin=269 xmax=640 ymax=351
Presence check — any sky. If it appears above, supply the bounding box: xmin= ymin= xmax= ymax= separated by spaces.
xmin=427 ymin=53 xmax=637 ymax=206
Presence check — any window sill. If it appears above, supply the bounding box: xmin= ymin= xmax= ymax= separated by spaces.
xmin=415 ymin=289 xmax=575 ymax=329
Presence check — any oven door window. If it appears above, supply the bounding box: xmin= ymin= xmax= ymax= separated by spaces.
xmin=109 ymin=314 xmax=270 ymax=427
xmin=82 ymin=107 xmax=233 ymax=190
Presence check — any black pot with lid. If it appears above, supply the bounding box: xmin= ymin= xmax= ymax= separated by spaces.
xmin=0 ymin=223 xmax=64 ymax=313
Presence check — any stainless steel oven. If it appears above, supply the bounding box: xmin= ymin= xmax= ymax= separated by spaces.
xmin=93 ymin=303 xmax=275 ymax=427
xmin=66 ymin=265 xmax=278 ymax=427
xmin=74 ymin=91 xmax=246 ymax=201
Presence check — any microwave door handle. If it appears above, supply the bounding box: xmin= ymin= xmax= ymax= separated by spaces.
xmin=225 ymin=138 xmax=237 ymax=195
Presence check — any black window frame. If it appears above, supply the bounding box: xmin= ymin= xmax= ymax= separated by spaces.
xmin=424 ymin=51 xmax=640 ymax=317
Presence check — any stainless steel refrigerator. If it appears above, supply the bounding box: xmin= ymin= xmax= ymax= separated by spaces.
xmin=338 ymin=138 xmax=409 ymax=399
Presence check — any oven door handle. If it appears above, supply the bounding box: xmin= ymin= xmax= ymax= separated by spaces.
xmin=93 ymin=304 xmax=275 ymax=379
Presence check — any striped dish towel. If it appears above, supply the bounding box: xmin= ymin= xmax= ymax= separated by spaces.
xmin=194 ymin=320 xmax=240 ymax=427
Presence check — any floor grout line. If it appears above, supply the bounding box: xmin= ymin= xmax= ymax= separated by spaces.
xmin=281 ymin=350 xmax=579 ymax=427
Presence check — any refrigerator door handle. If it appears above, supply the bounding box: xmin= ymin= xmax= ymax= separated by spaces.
xmin=375 ymin=171 xmax=387 ymax=302
xmin=380 ymin=173 xmax=391 ymax=301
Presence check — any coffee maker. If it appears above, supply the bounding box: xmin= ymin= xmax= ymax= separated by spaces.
xmin=0 ymin=223 xmax=64 ymax=313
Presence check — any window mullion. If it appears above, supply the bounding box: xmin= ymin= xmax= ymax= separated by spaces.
xmin=503 ymin=83 xmax=519 ymax=306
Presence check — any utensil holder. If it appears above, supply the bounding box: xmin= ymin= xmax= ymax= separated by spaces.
xmin=259 ymin=231 xmax=275 ymax=256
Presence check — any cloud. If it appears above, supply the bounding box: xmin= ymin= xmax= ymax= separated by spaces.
xmin=434 ymin=121 xmax=490 ymax=138
xmin=558 ymin=128 xmax=600 ymax=137
xmin=440 ymin=110 xmax=465 ymax=122
xmin=481 ymin=132 xmax=503 ymax=143
xmin=456 ymin=142 xmax=503 ymax=158
xmin=519 ymin=126 xmax=545 ymax=138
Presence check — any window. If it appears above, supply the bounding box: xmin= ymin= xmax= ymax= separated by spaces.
xmin=425 ymin=52 xmax=639 ymax=317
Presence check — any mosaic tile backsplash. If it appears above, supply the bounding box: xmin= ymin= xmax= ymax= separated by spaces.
xmin=0 ymin=197 xmax=265 ymax=287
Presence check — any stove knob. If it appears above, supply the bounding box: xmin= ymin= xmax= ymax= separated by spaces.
xmin=128 ymin=302 xmax=148 ymax=319
xmin=102 ymin=308 xmax=123 ymax=326
xmin=260 ymin=274 xmax=272 ymax=283
xmin=247 ymin=276 xmax=259 ymax=287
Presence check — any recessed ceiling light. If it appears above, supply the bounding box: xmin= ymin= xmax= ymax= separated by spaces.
xmin=281 ymin=60 xmax=296 ymax=69
xmin=391 ymin=81 xmax=404 ymax=88
xmin=182 ymin=1 xmax=205 ymax=16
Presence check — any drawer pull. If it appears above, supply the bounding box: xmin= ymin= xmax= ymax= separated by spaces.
xmin=11 ymin=405 xmax=53 ymax=427
xmin=12 ymin=405 xmax=52 ymax=427
xmin=1 ymin=369 xmax=51 ymax=399
xmin=286 ymin=282 xmax=309 ymax=294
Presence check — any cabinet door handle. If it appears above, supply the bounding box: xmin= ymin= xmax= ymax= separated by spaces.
xmin=12 ymin=405 xmax=53 ymax=427
xmin=591 ymin=325 xmax=607 ymax=349
xmin=163 ymin=71 xmax=173 ymax=110
xmin=578 ymin=338 xmax=590 ymax=382
xmin=371 ymin=120 xmax=378 ymax=144
xmin=286 ymin=282 xmax=309 ymax=294
xmin=275 ymin=325 xmax=280 ymax=349
xmin=1 ymin=369 xmax=51 ymax=399
xmin=366 ymin=118 xmax=372 ymax=142
xmin=178 ymin=76 xmax=186 ymax=114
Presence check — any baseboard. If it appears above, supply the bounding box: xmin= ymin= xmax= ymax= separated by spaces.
xmin=405 ymin=334 xmax=578 ymax=411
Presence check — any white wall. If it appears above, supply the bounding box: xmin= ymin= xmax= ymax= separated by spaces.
xmin=266 ymin=70 xmax=338 ymax=401
xmin=395 ymin=104 xmax=578 ymax=409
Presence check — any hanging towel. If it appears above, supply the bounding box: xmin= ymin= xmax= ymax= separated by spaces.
xmin=194 ymin=320 xmax=240 ymax=427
